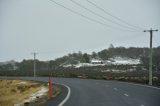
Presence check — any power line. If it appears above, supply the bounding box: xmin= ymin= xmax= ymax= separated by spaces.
xmin=70 ymin=0 xmax=138 ymax=31
xmin=49 ymin=0 xmax=138 ymax=32
xmin=86 ymin=0 xmax=144 ymax=30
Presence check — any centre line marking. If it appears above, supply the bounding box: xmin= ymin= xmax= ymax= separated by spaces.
xmin=124 ymin=93 xmax=129 ymax=97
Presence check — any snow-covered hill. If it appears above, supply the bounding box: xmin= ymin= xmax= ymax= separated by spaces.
xmin=62 ymin=57 xmax=140 ymax=68
xmin=110 ymin=57 xmax=140 ymax=65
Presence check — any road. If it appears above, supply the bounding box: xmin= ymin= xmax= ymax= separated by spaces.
xmin=3 ymin=77 xmax=160 ymax=106
xmin=54 ymin=78 xmax=160 ymax=106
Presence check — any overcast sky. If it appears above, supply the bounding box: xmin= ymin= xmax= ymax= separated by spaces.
xmin=0 ymin=0 xmax=160 ymax=62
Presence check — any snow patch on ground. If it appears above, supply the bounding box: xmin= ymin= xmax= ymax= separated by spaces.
xmin=18 ymin=81 xmax=27 ymax=85
xmin=24 ymin=87 xmax=48 ymax=103
xmin=14 ymin=87 xmax=48 ymax=106
xmin=24 ymin=87 xmax=48 ymax=102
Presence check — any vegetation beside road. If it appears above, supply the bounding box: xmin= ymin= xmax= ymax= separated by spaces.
xmin=0 ymin=80 xmax=61 ymax=106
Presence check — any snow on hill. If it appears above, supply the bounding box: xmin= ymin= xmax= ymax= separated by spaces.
xmin=111 ymin=57 xmax=140 ymax=65
xmin=63 ymin=63 xmax=105 ymax=68
xmin=62 ymin=57 xmax=140 ymax=68
xmin=75 ymin=63 xmax=105 ymax=68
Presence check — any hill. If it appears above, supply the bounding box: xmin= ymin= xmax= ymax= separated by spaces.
xmin=0 ymin=46 xmax=160 ymax=76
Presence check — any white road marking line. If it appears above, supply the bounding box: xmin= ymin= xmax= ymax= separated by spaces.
xmin=141 ymin=104 xmax=144 ymax=106
xmin=53 ymin=82 xmax=71 ymax=106
xmin=114 ymin=88 xmax=118 ymax=91
xmin=124 ymin=93 xmax=129 ymax=97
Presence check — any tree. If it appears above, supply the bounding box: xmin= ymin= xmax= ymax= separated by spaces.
xmin=91 ymin=52 xmax=98 ymax=58
xmin=98 ymin=49 xmax=110 ymax=60
xmin=109 ymin=44 xmax=114 ymax=49
xmin=83 ymin=53 xmax=90 ymax=63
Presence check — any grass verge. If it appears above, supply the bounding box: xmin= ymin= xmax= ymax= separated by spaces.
xmin=0 ymin=80 xmax=61 ymax=106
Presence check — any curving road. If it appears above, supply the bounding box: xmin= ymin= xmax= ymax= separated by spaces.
xmin=3 ymin=77 xmax=160 ymax=106
xmin=20 ymin=77 xmax=160 ymax=106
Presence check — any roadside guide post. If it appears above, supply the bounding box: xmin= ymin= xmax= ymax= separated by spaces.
xmin=48 ymin=77 xmax=53 ymax=98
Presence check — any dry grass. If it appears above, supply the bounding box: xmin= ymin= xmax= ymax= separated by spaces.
xmin=0 ymin=80 xmax=43 ymax=106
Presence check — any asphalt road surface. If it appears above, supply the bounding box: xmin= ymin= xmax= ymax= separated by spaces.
xmin=3 ymin=77 xmax=160 ymax=106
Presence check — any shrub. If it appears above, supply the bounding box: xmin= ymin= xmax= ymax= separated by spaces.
xmin=17 ymin=85 xmax=27 ymax=92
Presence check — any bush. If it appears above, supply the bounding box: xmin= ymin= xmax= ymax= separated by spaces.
xmin=17 ymin=85 xmax=28 ymax=92
xmin=11 ymin=89 xmax=16 ymax=93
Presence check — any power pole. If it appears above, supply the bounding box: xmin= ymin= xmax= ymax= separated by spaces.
xmin=31 ymin=52 xmax=38 ymax=77
xmin=144 ymin=28 xmax=158 ymax=85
